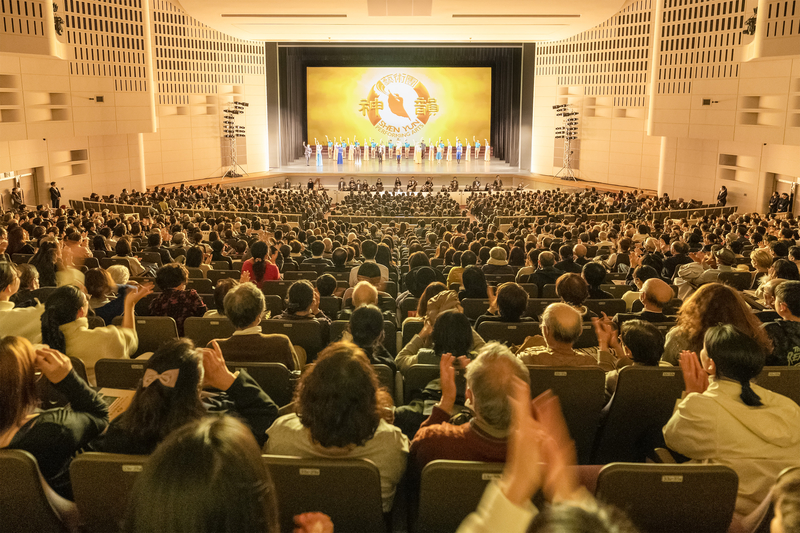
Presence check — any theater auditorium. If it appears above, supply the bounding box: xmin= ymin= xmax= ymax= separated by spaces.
xmin=2 ymin=0 xmax=800 ymax=532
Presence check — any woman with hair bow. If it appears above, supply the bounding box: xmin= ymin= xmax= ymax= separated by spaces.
xmin=90 ymin=338 xmax=278 ymax=455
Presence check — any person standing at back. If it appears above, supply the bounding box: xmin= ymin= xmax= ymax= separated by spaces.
xmin=49 ymin=182 xmax=61 ymax=209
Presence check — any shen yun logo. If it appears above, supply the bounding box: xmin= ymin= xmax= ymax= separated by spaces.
xmin=359 ymin=73 xmax=438 ymax=137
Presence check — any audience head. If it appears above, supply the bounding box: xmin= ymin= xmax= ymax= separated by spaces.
xmin=40 ymin=285 xmax=87 ymax=353
xmin=640 ymin=278 xmax=673 ymax=311
xmin=582 ymin=262 xmax=606 ymax=289
xmin=702 ymin=324 xmax=765 ymax=407
xmin=556 ymin=273 xmax=589 ymax=307
xmin=0 ymin=336 xmax=38 ymax=434
xmin=348 ymin=305 xmax=384 ymax=349
xmin=156 ymin=263 xmax=188 ymax=291
xmin=430 ymin=309 xmax=473 ymax=357
xmin=460 ymin=251 xmax=478 ymax=268
xmin=495 ymin=282 xmax=529 ymax=321
xmin=538 ymin=251 xmax=556 ymax=268
xmin=351 ymin=280 xmax=378 ymax=307
xmin=541 ymin=303 xmax=582 ymax=347
xmin=771 ymin=259 xmax=800 ymax=281
xmin=461 ymin=265 xmax=488 ymax=298
xmin=315 ymin=273 xmax=337 ymax=297
xmin=528 ymin=498 xmax=640 ymax=533
xmin=772 ymin=467 xmax=800 ymax=533
xmin=107 ymin=265 xmax=130 ymax=285
xmin=85 ymin=268 xmax=116 ymax=300
xmin=125 ymin=416 xmax=278 ymax=533
xmin=115 ymin=338 xmax=206 ymax=446
xmin=285 ymin=280 xmax=316 ymax=314
xmin=185 ymin=246 xmax=204 ymax=268
xmin=775 ymin=281 xmax=800 ymax=319
xmin=223 ymin=283 xmax=265 ymax=329
xmin=295 ymin=342 xmax=382 ymax=448
xmin=332 ymin=248 xmax=347 ymax=267
xmin=465 ymin=342 xmax=530 ymax=432
xmin=310 ymin=240 xmax=325 ymax=257
xmin=619 ymin=320 xmax=664 ymax=366
xmin=0 ymin=262 xmax=20 ymax=298
xmin=212 ymin=278 xmax=238 ymax=316
xmin=356 ymin=262 xmax=382 ymax=287
xmin=416 ymin=282 xmax=447 ymax=317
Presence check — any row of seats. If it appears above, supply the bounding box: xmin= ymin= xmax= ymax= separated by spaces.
xmin=0 ymin=450 xmax=743 ymax=533
xmin=87 ymin=358 xmax=800 ymax=465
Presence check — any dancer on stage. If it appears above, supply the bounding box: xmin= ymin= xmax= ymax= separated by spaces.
xmin=484 ymin=139 xmax=491 ymax=161
xmin=337 ymin=140 xmax=344 ymax=165
xmin=363 ymin=138 xmax=369 ymax=161
xmin=456 ymin=137 xmax=462 ymax=164
xmin=466 ymin=138 xmax=471 ymax=161
xmin=396 ymin=144 xmax=402 ymax=165
xmin=387 ymin=138 xmax=393 ymax=159
xmin=303 ymin=142 xmax=312 ymax=166
xmin=405 ymin=138 xmax=411 ymax=159
xmin=436 ymin=138 xmax=444 ymax=164
xmin=354 ymin=138 xmax=361 ymax=164
xmin=428 ymin=138 xmax=435 ymax=162
xmin=327 ymin=136 xmax=333 ymax=159
xmin=474 ymin=137 xmax=481 ymax=160
xmin=348 ymin=138 xmax=354 ymax=161
xmin=371 ymin=138 xmax=377 ymax=159
xmin=316 ymin=139 xmax=323 ymax=166
xmin=446 ymin=139 xmax=452 ymax=161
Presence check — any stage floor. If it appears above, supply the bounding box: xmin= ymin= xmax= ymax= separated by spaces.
xmin=280 ymin=156 xmax=518 ymax=176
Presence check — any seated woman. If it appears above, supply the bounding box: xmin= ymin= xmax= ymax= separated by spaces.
xmin=273 ymin=280 xmax=331 ymax=347
xmin=402 ymin=281 xmax=447 ymax=327
xmin=84 ymin=267 xmax=135 ymax=325
xmin=148 ymin=264 xmax=207 ymax=337
xmin=555 ymin=273 xmax=598 ymax=321
xmin=0 ymin=337 xmax=108 ymax=498
xmin=348 ymin=305 xmax=396 ymax=371
xmin=204 ymin=278 xmax=238 ymax=318
xmin=474 ymin=282 xmax=535 ymax=330
xmin=110 ymin=238 xmax=145 ymax=277
xmin=125 ymin=417 xmax=281 ymax=533
xmin=664 ymin=324 xmax=800 ymax=518
xmin=91 ymin=338 xmax=278 ymax=455
xmin=265 ymin=342 xmax=408 ymax=513
xmin=41 ymin=284 xmax=150 ymax=385
xmin=458 ymin=265 xmax=489 ymax=302
xmin=209 ymin=240 xmax=233 ymax=269
xmin=184 ymin=245 xmax=212 ymax=278
xmin=662 ymin=283 xmax=772 ymax=365
xmin=241 ymin=241 xmax=280 ymax=287
xmin=10 ymin=263 xmax=39 ymax=308
xmin=29 ymin=240 xmax=63 ymax=287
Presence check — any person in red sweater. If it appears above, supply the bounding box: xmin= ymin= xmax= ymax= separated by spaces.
xmin=408 ymin=342 xmax=531 ymax=481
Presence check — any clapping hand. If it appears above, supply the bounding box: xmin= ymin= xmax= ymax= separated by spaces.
xmin=293 ymin=513 xmax=333 ymax=533
xmin=239 ymin=270 xmax=251 ymax=284
xmin=201 ymin=340 xmax=236 ymax=391
xmin=438 ymin=353 xmax=457 ymax=412
xmin=679 ymin=351 xmax=709 ymax=394
xmin=591 ymin=313 xmax=620 ymax=352
xmin=125 ymin=282 xmax=153 ymax=307
xmin=487 ymin=285 xmax=498 ymax=314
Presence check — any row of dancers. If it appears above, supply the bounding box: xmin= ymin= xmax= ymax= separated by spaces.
xmin=302 ymin=136 xmax=492 ymax=166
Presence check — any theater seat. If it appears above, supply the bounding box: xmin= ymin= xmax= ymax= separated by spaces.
xmin=0 ymin=449 xmax=73 ymax=533
xmin=94 ymin=358 xmax=148 ymax=390
xmin=476 ymin=321 xmax=541 ymax=346
xmin=592 ymin=366 xmax=685 ymax=464
xmin=416 ymin=460 xmax=503 ymax=533
xmin=184 ymin=316 xmax=236 ymax=348
xmin=111 ymin=316 xmax=179 ymax=357
xmin=70 ymin=453 xmax=147 ymax=533
xmin=755 ymin=366 xmax=800 ymax=406
xmin=225 ymin=362 xmax=297 ymax=406
xmin=595 ymin=463 xmax=738 ymax=533
xmin=263 ymin=455 xmax=386 ymax=533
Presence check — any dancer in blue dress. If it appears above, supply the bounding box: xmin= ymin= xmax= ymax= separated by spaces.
xmin=456 ymin=138 xmax=462 ymax=164
xmin=436 ymin=139 xmax=444 ymax=162
xmin=337 ymin=142 xmax=344 ymax=164
xmin=316 ymin=140 xmax=323 ymax=166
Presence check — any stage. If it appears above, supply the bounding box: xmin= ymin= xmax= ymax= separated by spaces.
xmin=277 ymin=155 xmax=519 ymax=178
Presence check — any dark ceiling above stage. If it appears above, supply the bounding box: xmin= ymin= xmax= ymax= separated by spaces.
xmin=278 ymin=45 xmax=525 ymax=168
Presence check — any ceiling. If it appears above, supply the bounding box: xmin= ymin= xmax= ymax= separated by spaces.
xmin=173 ymin=0 xmax=628 ymax=43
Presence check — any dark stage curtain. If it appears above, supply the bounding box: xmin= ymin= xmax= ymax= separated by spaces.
xmin=276 ymin=46 xmax=524 ymax=167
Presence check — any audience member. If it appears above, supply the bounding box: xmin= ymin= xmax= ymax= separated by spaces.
xmin=763 ymin=281 xmax=800 ymax=366
xmin=347 ymin=304 xmax=396 ymax=370
xmin=519 ymin=251 xmax=563 ymax=296
xmin=0 ymin=262 xmax=44 ymax=343
xmin=474 ymin=282 xmax=535 ymax=329
xmin=148 ymin=263 xmax=207 ymax=336
xmin=482 ymin=247 xmax=514 ymax=276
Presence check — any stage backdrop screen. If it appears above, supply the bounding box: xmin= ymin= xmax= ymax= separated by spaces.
xmin=306 ymin=67 xmax=491 ymax=146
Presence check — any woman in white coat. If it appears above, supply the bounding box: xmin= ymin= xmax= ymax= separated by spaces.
xmin=664 ymin=324 xmax=800 ymax=518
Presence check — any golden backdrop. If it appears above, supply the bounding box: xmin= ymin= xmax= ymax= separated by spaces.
xmin=307 ymin=67 xmax=491 ymax=146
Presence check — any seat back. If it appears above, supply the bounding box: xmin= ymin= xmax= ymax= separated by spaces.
xmin=0 ymin=449 xmax=68 ymax=533
xmin=402 ymin=319 xmax=425 ymax=348
xmin=70 ymin=452 xmax=146 ymax=533
xmin=263 ymin=294 xmax=284 ymax=317
xmin=30 ymin=287 xmax=58 ymax=303
xmin=593 ymin=367 xmax=685 ymax=463
xmin=476 ymin=321 xmax=541 ymax=346
xmin=541 ymin=283 xmax=557 ymax=298
xmin=137 ymin=252 xmax=162 ymax=266
xmin=112 ymin=316 xmax=178 ymax=357
xmin=755 ymin=366 xmax=800 ymax=406
xmin=525 ymin=298 xmax=560 ymax=319
xmin=185 ymin=267 xmax=205 ymax=279
xmin=403 ymin=364 xmax=440 ymax=404
xmin=601 ymin=283 xmax=630 ymax=299
xmin=262 ymin=455 xmax=386 ymax=533
xmin=284 ymin=270 xmax=317 ymax=281
xmin=207 ymin=270 xmax=240 ymax=285
xmin=384 ymin=280 xmax=398 ymax=298
xmin=183 ymin=316 xmax=236 ymax=348
xmin=461 ymin=298 xmax=490 ymax=320
xmin=718 ymin=271 xmax=754 ymax=291
xmin=86 ymin=315 xmax=106 ymax=329
xmin=596 ymin=463 xmax=738 ymax=533
xmin=417 ymin=460 xmax=504 ymax=533
xmin=574 ymin=323 xmax=599 ymax=349
xmin=185 ymin=278 xmax=212 ymax=294
xmin=518 ymin=283 xmax=538 ymax=298
xmin=226 ymin=362 xmax=295 ymax=406
xmin=261 ymin=280 xmax=293 ymax=298
xmin=318 ymin=296 xmax=342 ymax=319
xmin=485 ymin=274 xmax=515 ymax=286
xmin=94 ymin=358 xmax=148 ymax=390
xmin=584 ymin=299 xmax=627 ymax=317
xmin=399 ymin=297 xmax=420 ymax=320
xmin=261 ymin=320 xmax=324 ymax=361
xmin=528 ymin=366 xmax=605 ymax=464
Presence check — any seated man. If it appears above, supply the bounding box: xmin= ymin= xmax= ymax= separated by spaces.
xmin=211 ymin=282 xmax=301 ymax=370
xmin=408 ymin=342 xmax=530 ymax=479
xmin=519 ymin=251 xmax=563 ymax=296
xmin=517 ymin=303 xmax=614 ymax=371
xmin=338 ymin=280 xmax=379 ymax=320
xmin=675 ymin=246 xmax=736 ymax=299
xmin=304 ymin=240 xmax=333 ymax=267
xmin=348 ymin=240 xmax=389 ymax=287
xmin=341 ymin=267 xmax=395 ymax=319
xmin=613 ymin=278 xmax=675 ymax=327
xmin=582 ymin=262 xmax=612 ymax=299
xmin=328 ymin=248 xmax=351 ymax=272
xmin=554 ymin=245 xmax=583 ymax=274
xmin=763 ymin=281 xmax=800 ymax=366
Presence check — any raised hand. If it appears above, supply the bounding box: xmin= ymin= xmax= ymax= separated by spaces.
xmin=201 ymin=340 xmax=236 ymax=391
xmin=438 ymin=353 xmax=457 ymax=412
xmin=532 ymin=390 xmax=579 ymax=503
xmin=293 ymin=513 xmax=333 ymax=533
xmin=125 ymin=282 xmax=153 ymax=306
xmin=679 ymin=350 xmax=709 ymax=394
xmin=35 ymin=347 xmax=73 ymax=384
xmin=499 ymin=377 xmax=544 ymax=506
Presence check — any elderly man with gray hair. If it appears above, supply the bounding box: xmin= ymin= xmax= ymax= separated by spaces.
xmin=210 ymin=282 xmax=302 ymax=370
xmin=408 ymin=342 xmax=530 ymax=479
xmin=517 ymin=303 xmax=615 ymax=371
